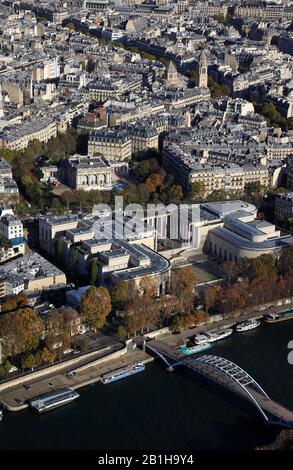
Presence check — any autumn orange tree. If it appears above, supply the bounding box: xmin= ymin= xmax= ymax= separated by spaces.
xmin=80 ymin=286 xmax=112 ymax=331
xmin=124 ymin=278 xmax=161 ymax=335
xmin=0 ymin=308 xmax=44 ymax=358
xmin=0 ymin=292 xmax=29 ymax=313
xmin=171 ymin=266 xmax=196 ymax=312
xmin=203 ymin=284 xmax=222 ymax=314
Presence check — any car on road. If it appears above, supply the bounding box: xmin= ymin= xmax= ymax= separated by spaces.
xmin=15 ymin=398 xmax=24 ymax=405
xmin=66 ymin=370 xmax=76 ymax=378
xmin=23 ymin=384 xmax=31 ymax=390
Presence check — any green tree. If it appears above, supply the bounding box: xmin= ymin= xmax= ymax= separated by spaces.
xmin=21 ymin=353 xmax=37 ymax=370
xmin=0 ymin=359 xmax=12 ymax=379
xmin=167 ymin=185 xmax=183 ymax=204
xmin=55 ymin=238 xmax=63 ymax=264
xmin=208 ymin=77 xmax=230 ymax=98
xmin=70 ymin=247 xmax=77 ymax=276
xmin=111 ymin=281 xmax=129 ymax=310
xmin=80 ymin=286 xmax=112 ymax=330
xmin=116 ymin=324 xmax=128 ymax=339
xmin=189 ymin=181 xmax=206 ymax=201
xmin=89 ymin=260 xmax=98 ymax=286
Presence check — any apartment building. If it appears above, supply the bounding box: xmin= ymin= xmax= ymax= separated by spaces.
xmin=0 ymin=118 xmax=57 ymax=151
xmin=88 ymin=130 xmax=132 ymax=160
xmin=162 ymin=143 xmax=269 ymax=194
xmin=275 ymin=193 xmax=293 ymax=219
xmin=0 ymin=252 xmax=67 ymax=292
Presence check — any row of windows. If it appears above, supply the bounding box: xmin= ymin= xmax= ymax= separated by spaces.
xmin=209 ymin=241 xmax=238 ymax=264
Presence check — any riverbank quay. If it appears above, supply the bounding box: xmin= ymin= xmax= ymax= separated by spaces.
xmin=0 ymin=344 xmax=153 ymax=412
xmin=143 ymin=301 xmax=293 ymax=349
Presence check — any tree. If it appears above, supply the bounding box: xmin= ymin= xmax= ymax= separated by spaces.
xmin=278 ymin=246 xmax=293 ymax=275
xmin=61 ymin=132 xmax=77 ymax=155
xmin=0 ymin=359 xmax=12 ymax=379
xmin=55 ymin=238 xmax=63 ymax=264
xmin=189 ymin=181 xmax=206 ymax=201
xmin=167 ymin=185 xmax=183 ymax=204
xmin=212 ymin=14 xmax=226 ymax=23
xmin=145 ymin=173 xmax=164 ymax=193
xmin=171 ymin=267 xmax=196 ymax=312
xmin=158 ymin=295 xmax=178 ymax=326
xmin=170 ymin=314 xmax=185 ymax=333
xmin=208 ymin=77 xmax=230 ymax=98
xmin=0 ymin=308 xmax=44 ymax=358
xmin=116 ymin=324 xmax=128 ymax=339
xmin=66 ymin=22 xmax=76 ymax=31
xmin=89 ymin=260 xmax=98 ymax=286
xmin=254 ymin=102 xmax=284 ymax=128
xmin=125 ymin=278 xmax=160 ymax=335
xmin=240 ymin=254 xmax=276 ymax=281
xmin=111 ymin=281 xmax=129 ymax=310
xmin=21 ymin=353 xmax=37 ymax=371
xmin=70 ymin=247 xmax=77 ymax=276
xmin=222 ymin=261 xmax=238 ymax=287
xmin=80 ymin=286 xmax=112 ymax=330
xmin=221 ymin=284 xmax=246 ymax=318
xmin=60 ymin=190 xmax=74 ymax=212
xmin=204 ymin=285 xmax=222 ymax=314
xmin=0 ymin=297 xmax=18 ymax=313
xmin=40 ymin=347 xmax=56 ymax=365
xmin=245 ymin=181 xmax=262 ymax=196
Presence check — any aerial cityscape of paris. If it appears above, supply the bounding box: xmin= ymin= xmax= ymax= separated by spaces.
xmin=0 ymin=0 xmax=293 ymax=463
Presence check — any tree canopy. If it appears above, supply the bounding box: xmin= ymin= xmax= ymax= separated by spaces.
xmin=80 ymin=286 xmax=112 ymax=330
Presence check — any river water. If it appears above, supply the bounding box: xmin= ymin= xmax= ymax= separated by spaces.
xmin=1 ymin=320 xmax=293 ymax=450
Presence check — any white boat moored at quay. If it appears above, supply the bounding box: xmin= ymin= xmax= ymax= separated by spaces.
xmin=30 ymin=388 xmax=79 ymax=413
xmin=194 ymin=328 xmax=233 ymax=345
xmin=236 ymin=319 xmax=261 ymax=332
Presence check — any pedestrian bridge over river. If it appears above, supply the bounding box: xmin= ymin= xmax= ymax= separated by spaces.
xmin=145 ymin=340 xmax=293 ymax=429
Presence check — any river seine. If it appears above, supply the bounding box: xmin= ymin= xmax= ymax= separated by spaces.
xmin=1 ymin=320 xmax=293 ymax=450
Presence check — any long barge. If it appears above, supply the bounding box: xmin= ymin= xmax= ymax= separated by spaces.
xmin=30 ymin=388 xmax=79 ymax=413
xmin=264 ymin=310 xmax=293 ymax=324
xmin=100 ymin=362 xmax=145 ymax=384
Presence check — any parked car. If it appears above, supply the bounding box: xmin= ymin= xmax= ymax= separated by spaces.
xmin=63 ymin=348 xmax=74 ymax=355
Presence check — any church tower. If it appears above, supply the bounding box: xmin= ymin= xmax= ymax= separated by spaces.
xmin=198 ymin=50 xmax=208 ymax=87
xmin=166 ymin=61 xmax=178 ymax=85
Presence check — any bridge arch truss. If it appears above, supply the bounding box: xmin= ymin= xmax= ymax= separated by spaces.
xmin=185 ymin=355 xmax=271 ymax=422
